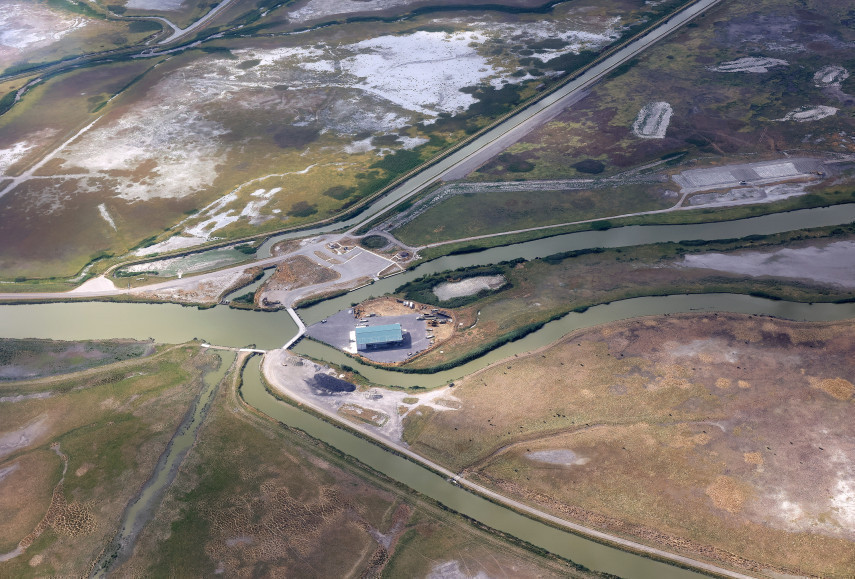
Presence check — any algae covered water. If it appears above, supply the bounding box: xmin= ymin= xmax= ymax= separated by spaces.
xmin=91 ymin=351 xmax=236 ymax=577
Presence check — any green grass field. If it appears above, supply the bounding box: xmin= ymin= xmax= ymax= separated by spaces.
xmin=393 ymin=183 xmax=673 ymax=246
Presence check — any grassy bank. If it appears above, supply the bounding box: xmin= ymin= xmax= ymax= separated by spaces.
xmin=391 ymin=223 xmax=855 ymax=371
xmin=414 ymin=188 xmax=855 ymax=262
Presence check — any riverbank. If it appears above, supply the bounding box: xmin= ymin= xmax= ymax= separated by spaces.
xmin=254 ymin=351 xmax=751 ymax=578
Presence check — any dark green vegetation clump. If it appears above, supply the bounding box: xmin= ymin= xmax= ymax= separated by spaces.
xmin=359 ymin=235 xmax=389 ymax=249
xmin=573 ymin=159 xmax=605 ymax=174
xmin=234 ymin=244 xmax=256 ymax=255
xmin=287 ymin=201 xmax=318 ymax=217
xmin=273 ymin=125 xmax=321 ymax=148
xmin=322 ymin=185 xmax=356 ymax=200
xmin=230 ymin=291 xmax=255 ymax=305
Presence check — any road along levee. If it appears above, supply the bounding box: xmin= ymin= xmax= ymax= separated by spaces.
xmin=254 ymin=354 xmax=753 ymax=579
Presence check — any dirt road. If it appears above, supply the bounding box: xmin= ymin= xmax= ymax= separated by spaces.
xmin=260 ymin=350 xmax=753 ymax=579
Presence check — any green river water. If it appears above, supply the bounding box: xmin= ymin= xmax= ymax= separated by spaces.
xmin=3 ymin=205 xmax=855 ymax=577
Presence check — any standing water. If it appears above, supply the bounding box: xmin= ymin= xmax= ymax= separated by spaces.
xmin=91 ymin=351 xmax=236 ymax=577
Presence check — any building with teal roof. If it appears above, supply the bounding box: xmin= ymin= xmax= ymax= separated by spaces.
xmin=355 ymin=324 xmax=404 ymax=350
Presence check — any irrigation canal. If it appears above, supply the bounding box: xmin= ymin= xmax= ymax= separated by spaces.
xmin=3 ymin=205 xmax=855 ymax=576
xmin=0 ymin=0 xmax=843 ymax=573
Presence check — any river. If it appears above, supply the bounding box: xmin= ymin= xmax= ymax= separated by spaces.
xmin=2 ymin=206 xmax=854 ymax=577
xmin=239 ymin=355 xmax=709 ymax=579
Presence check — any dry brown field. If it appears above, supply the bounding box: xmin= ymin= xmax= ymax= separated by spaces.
xmin=122 ymin=355 xmax=595 ymax=578
xmin=403 ymin=313 xmax=855 ymax=576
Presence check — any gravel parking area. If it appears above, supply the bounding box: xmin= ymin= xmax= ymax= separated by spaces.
xmin=306 ymin=309 xmax=430 ymax=363
xmin=673 ymin=158 xmax=823 ymax=193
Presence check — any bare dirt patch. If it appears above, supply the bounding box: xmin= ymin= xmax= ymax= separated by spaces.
xmin=339 ymin=403 xmax=389 ymax=427
xmin=433 ymin=275 xmax=506 ymax=301
xmin=0 ymin=416 xmax=48 ymax=460
xmin=526 ymin=449 xmax=589 ymax=466
xmin=134 ymin=268 xmax=251 ymax=304
xmin=125 ymin=0 xmax=185 ymax=9
xmin=705 ymin=475 xmax=748 ymax=514
xmin=631 ymin=101 xmax=672 ymax=139
xmin=709 ymin=57 xmax=788 ymax=73
xmin=0 ymin=2 xmax=92 ymax=68
xmin=264 ymin=255 xmax=340 ymax=292
xmin=776 ymin=105 xmax=838 ymax=122
xmin=680 ymin=240 xmax=855 ymax=288
xmin=814 ymin=65 xmax=849 ymax=87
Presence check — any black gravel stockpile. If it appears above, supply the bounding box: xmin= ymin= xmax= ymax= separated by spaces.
xmin=309 ymin=373 xmax=356 ymax=395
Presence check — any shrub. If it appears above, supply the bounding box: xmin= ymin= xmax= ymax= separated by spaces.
xmin=360 ymin=235 xmax=389 ymax=249
xmin=273 ymin=125 xmax=320 ymax=148
xmin=322 ymin=185 xmax=356 ymax=200
xmin=573 ymin=159 xmax=605 ymax=174
xmin=287 ymin=201 xmax=318 ymax=218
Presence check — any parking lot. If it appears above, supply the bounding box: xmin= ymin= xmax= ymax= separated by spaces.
xmin=305 ymin=309 xmax=431 ymax=363
xmin=673 ymin=157 xmax=824 ymax=193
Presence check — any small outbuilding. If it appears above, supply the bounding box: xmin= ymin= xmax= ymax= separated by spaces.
xmin=355 ymin=324 xmax=404 ymax=350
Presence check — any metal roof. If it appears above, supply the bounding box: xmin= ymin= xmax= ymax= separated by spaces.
xmin=355 ymin=323 xmax=403 ymax=346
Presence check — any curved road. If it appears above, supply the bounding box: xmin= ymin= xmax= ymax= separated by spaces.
xmin=261 ymin=351 xmax=753 ymax=579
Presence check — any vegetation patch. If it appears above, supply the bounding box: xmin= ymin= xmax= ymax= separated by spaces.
xmin=272 ymin=125 xmax=321 ymax=148
xmin=0 ymin=339 xmax=155 ymax=381
xmin=0 ymin=343 xmax=214 ymax=576
xmin=572 ymin=159 xmax=605 ymax=174
xmin=360 ymin=235 xmax=390 ymax=249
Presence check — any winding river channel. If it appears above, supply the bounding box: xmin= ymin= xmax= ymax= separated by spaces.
xmin=3 ymin=205 xmax=855 ymax=577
